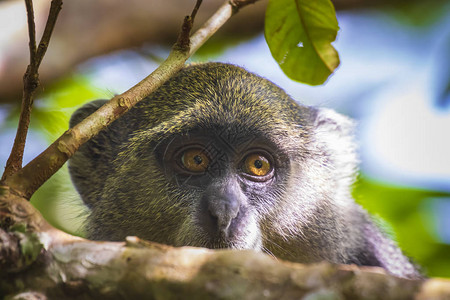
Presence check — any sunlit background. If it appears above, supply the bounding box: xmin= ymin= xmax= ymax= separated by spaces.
xmin=1 ymin=1 xmax=449 ymax=277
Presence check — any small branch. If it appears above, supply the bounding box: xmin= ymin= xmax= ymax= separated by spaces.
xmin=190 ymin=0 xmax=203 ymax=21
xmin=175 ymin=16 xmax=194 ymax=52
xmin=24 ymin=0 xmax=37 ymax=64
xmin=189 ymin=0 xmax=257 ymax=55
xmin=230 ymin=0 xmax=259 ymax=9
xmin=1 ymin=0 xmax=39 ymax=181
xmin=175 ymin=0 xmax=203 ymax=52
xmin=2 ymin=0 xmax=261 ymax=199
xmin=35 ymin=0 xmax=63 ymax=68
xmin=1 ymin=0 xmax=63 ymax=181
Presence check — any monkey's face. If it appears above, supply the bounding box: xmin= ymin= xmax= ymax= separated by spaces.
xmin=73 ymin=63 xmax=356 ymax=259
xmin=148 ymin=126 xmax=291 ymax=250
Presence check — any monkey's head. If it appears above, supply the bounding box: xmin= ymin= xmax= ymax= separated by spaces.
xmin=69 ymin=63 xmax=357 ymax=259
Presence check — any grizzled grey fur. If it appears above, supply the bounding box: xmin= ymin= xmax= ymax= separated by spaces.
xmin=69 ymin=63 xmax=421 ymax=279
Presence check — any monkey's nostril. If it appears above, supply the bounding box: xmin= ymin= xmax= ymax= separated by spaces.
xmin=208 ymin=208 xmax=227 ymax=232
xmin=207 ymin=199 xmax=240 ymax=237
xmin=216 ymin=215 xmax=232 ymax=237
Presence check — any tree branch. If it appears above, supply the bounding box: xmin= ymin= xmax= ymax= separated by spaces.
xmin=24 ymin=0 xmax=37 ymax=64
xmin=190 ymin=0 xmax=203 ymax=22
xmin=1 ymin=0 xmax=63 ymax=181
xmin=35 ymin=0 xmax=63 ymax=68
xmin=1 ymin=191 xmax=449 ymax=299
xmin=2 ymin=0 xmax=260 ymax=199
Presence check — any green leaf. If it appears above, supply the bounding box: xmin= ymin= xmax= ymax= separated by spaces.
xmin=265 ymin=0 xmax=340 ymax=85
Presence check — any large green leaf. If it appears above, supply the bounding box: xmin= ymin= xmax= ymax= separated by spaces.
xmin=265 ymin=0 xmax=340 ymax=85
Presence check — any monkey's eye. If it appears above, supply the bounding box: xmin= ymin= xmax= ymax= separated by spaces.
xmin=243 ymin=153 xmax=271 ymax=177
xmin=180 ymin=148 xmax=210 ymax=173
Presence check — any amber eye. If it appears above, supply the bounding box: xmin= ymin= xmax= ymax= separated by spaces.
xmin=243 ymin=153 xmax=271 ymax=177
xmin=180 ymin=148 xmax=209 ymax=173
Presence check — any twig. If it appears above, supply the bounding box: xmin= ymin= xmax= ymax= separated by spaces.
xmin=36 ymin=0 xmax=63 ymax=68
xmin=25 ymin=0 xmax=37 ymax=64
xmin=1 ymin=0 xmax=63 ymax=181
xmin=190 ymin=0 xmax=203 ymax=21
xmin=189 ymin=0 xmax=256 ymax=55
xmin=1 ymin=0 xmax=38 ymax=181
xmin=175 ymin=0 xmax=203 ymax=52
xmin=230 ymin=0 xmax=259 ymax=10
xmin=2 ymin=0 xmax=260 ymax=199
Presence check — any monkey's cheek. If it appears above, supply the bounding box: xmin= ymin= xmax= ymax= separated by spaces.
xmin=242 ymin=220 xmax=263 ymax=251
xmin=227 ymin=213 xmax=262 ymax=250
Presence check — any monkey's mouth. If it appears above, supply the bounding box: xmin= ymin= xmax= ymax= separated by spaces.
xmin=174 ymin=208 xmax=262 ymax=250
xmin=177 ymin=229 xmax=243 ymax=249
xmin=202 ymin=236 xmax=238 ymax=249
xmin=192 ymin=234 xmax=261 ymax=251
xmin=175 ymin=222 xmax=262 ymax=251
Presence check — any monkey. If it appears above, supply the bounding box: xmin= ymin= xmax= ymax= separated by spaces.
xmin=68 ymin=62 xmax=421 ymax=279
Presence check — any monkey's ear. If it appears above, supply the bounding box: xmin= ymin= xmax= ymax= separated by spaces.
xmin=68 ymin=99 xmax=112 ymax=208
xmin=310 ymin=107 xmax=358 ymax=189
xmin=69 ymin=99 xmax=108 ymax=128
xmin=311 ymin=107 xmax=355 ymax=140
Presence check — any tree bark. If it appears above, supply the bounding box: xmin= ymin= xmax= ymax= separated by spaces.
xmin=1 ymin=190 xmax=450 ymax=300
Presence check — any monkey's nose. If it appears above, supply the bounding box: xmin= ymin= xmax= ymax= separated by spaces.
xmin=208 ymin=199 xmax=240 ymax=237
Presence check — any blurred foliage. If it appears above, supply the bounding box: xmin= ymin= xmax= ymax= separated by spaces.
xmin=194 ymin=34 xmax=257 ymax=61
xmin=265 ymin=0 xmax=340 ymax=85
xmin=28 ymin=75 xmax=106 ymax=141
xmin=31 ymin=164 xmax=87 ymax=237
xmin=385 ymin=0 xmax=450 ymax=27
xmin=354 ymin=177 xmax=450 ymax=277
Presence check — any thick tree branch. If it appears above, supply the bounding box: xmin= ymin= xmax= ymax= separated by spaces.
xmin=1 ymin=0 xmax=63 ymax=181
xmin=1 ymin=191 xmax=449 ymax=299
xmin=2 ymin=0 xmax=260 ymax=199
